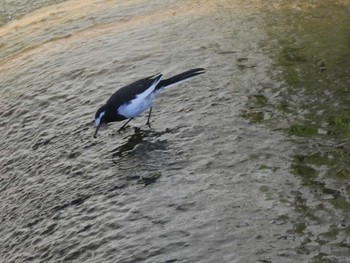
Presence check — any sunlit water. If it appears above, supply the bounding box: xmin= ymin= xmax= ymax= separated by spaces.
xmin=1 ymin=1 xmax=349 ymax=262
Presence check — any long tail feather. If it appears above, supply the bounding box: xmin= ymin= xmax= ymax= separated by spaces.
xmin=157 ymin=68 xmax=205 ymax=90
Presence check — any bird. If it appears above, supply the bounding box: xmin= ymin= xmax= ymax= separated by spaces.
xmin=94 ymin=68 xmax=205 ymax=138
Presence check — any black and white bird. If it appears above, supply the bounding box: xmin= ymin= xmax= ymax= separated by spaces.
xmin=94 ymin=68 xmax=205 ymax=138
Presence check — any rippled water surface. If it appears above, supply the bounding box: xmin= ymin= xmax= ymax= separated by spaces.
xmin=1 ymin=0 xmax=349 ymax=262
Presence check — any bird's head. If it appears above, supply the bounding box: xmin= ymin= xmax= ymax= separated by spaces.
xmin=94 ymin=105 xmax=107 ymax=138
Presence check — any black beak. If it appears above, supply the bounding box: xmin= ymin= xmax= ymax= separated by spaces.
xmin=94 ymin=125 xmax=101 ymax=138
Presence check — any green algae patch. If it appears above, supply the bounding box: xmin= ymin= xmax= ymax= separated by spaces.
xmin=240 ymin=2 xmax=350 ymax=259
xmin=241 ymin=94 xmax=270 ymax=124
xmin=241 ymin=110 xmax=264 ymax=123
xmin=262 ymin=3 xmax=350 ymax=201
xmin=243 ymin=2 xmax=350 ymax=260
xmin=293 ymin=222 xmax=307 ymax=235
xmin=284 ymin=8 xmax=349 ymax=138
xmin=288 ymin=124 xmax=318 ymax=137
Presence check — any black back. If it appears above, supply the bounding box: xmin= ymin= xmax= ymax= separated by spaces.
xmin=106 ymin=73 xmax=162 ymax=108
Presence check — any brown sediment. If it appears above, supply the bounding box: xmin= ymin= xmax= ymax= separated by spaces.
xmin=5 ymin=0 xmax=350 ymax=69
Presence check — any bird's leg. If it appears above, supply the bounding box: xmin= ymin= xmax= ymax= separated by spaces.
xmin=118 ymin=118 xmax=133 ymax=132
xmin=146 ymin=106 xmax=152 ymax=127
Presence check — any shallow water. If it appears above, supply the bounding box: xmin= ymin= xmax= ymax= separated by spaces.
xmin=0 ymin=0 xmax=349 ymax=262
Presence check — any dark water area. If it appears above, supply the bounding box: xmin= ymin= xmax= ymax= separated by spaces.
xmin=0 ymin=0 xmax=349 ymax=262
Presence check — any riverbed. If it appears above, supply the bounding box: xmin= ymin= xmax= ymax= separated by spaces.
xmin=1 ymin=1 xmax=349 ymax=262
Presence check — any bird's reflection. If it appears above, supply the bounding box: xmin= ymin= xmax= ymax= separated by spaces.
xmin=110 ymin=127 xmax=172 ymax=163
